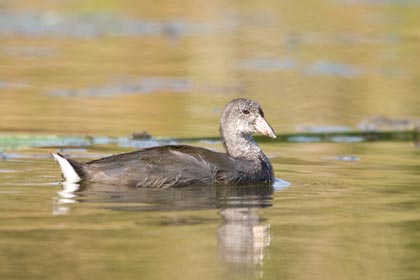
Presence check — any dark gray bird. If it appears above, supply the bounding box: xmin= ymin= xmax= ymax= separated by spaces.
xmin=52 ymin=98 xmax=277 ymax=188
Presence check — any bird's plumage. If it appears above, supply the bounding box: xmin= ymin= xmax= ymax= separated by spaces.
xmin=52 ymin=98 xmax=276 ymax=188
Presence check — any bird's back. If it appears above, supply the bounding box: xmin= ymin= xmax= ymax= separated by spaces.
xmin=83 ymin=145 xmax=237 ymax=188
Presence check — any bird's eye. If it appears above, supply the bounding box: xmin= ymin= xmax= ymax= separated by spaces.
xmin=242 ymin=109 xmax=250 ymax=115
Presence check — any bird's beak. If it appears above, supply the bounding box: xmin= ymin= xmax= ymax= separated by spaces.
xmin=254 ymin=115 xmax=277 ymax=138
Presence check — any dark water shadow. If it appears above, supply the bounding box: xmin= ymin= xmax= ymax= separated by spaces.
xmin=54 ymin=182 xmax=274 ymax=212
xmin=53 ymin=182 xmax=278 ymax=277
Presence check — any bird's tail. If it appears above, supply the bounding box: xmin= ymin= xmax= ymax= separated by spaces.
xmin=51 ymin=153 xmax=86 ymax=183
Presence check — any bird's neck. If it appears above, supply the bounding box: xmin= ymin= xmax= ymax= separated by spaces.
xmin=220 ymin=125 xmax=274 ymax=183
xmin=220 ymin=127 xmax=265 ymax=161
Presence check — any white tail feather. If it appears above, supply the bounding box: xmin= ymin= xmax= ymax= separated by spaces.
xmin=52 ymin=153 xmax=81 ymax=183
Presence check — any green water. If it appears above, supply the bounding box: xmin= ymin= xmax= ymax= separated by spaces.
xmin=1 ymin=0 xmax=420 ymax=279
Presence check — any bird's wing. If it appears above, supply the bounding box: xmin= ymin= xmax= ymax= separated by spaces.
xmin=85 ymin=145 xmax=235 ymax=188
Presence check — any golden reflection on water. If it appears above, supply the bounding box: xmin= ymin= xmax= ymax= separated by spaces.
xmin=1 ymin=0 xmax=420 ymax=280
xmin=1 ymin=1 xmax=420 ymax=137
xmin=0 ymin=142 xmax=420 ymax=279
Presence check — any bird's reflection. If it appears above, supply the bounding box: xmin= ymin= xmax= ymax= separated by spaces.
xmin=52 ymin=182 xmax=80 ymax=215
xmin=216 ymin=185 xmax=272 ymax=277
xmin=53 ymin=181 xmax=276 ymax=276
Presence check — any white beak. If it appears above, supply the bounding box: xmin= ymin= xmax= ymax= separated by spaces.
xmin=254 ymin=116 xmax=276 ymax=138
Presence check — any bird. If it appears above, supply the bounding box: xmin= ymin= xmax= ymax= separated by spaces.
xmin=52 ymin=98 xmax=277 ymax=188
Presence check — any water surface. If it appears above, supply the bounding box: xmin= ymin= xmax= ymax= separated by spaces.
xmin=1 ymin=0 xmax=420 ymax=279
xmin=1 ymin=142 xmax=420 ymax=280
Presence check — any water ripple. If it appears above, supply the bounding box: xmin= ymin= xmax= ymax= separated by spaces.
xmin=0 ymin=11 xmax=216 ymax=39
xmin=306 ymin=60 xmax=362 ymax=78
xmin=236 ymin=57 xmax=298 ymax=71
xmin=47 ymin=77 xmax=244 ymax=97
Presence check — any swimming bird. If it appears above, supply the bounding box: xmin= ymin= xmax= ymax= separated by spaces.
xmin=52 ymin=98 xmax=277 ymax=188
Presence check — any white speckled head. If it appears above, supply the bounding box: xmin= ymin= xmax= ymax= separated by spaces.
xmin=220 ymin=98 xmax=276 ymax=159
xmin=220 ymin=98 xmax=276 ymax=138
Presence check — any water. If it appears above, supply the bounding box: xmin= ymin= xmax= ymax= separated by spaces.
xmin=1 ymin=0 xmax=420 ymax=279
xmin=1 ymin=142 xmax=420 ymax=280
